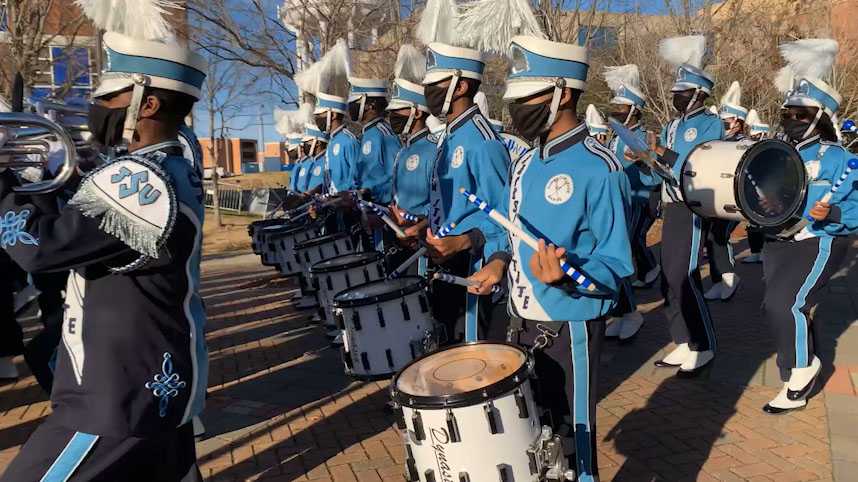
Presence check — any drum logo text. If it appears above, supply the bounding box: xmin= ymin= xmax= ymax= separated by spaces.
xmin=429 ymin=427 xmax=456 ymax=482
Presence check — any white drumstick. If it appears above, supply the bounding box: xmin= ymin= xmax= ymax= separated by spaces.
xmin=359 ymin=200 xmax=407 ymax=238
xmin=820 ymin=158 xmax=858 ymax=204
xmin=433 ymin=272 xmax=501 ymax=294
xmin=460 ymin=188 xmax=597 ymax=292
xmin=388 ymin=222 xmax=457 ymax=279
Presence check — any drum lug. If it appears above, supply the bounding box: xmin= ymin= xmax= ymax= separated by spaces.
xmin=411 ymin=411 xmax=426 ymax=441
xmin=386 ymin=349 xmax=395 ymax=368
xmin=401 ymin=299 xmax=411 ymax=321
xmin=377 ymin=263 xmax=385 ymax=279
xmin=341 ymin=346 xmax=353 ymax=370
xmin=345 ymin=239 xmax=353 ymax=251
xmin=303 ymin=251 xmax=310 ymax=263
xmin=394 ymin=405 xmax=407 ymax=430
xmin=405 ymin=445 xmax=420 ymax=481
xmin=418 ymin=294 xmax=429 ymax=313
xmin=344 ymin=271 xmax=352 ymax=288
xmin=498 ymin=464 xmax=512 ymax=482
xmin=514 ymin=388 xmax=529 ymax=419
xmin=484 ymin=402 xmax=501 ymax=435
xmin=360 ymin=352 xmax=370 ymax=371
xmin=720 ymin=172 xmax=734 ymax=179
xmin=326 ymin=276 xmax=333 ymax=291
xmin=683 ymin=169 xmax=697 ymax=177
xmin=424 ymin=469 xmax=436 ymax=482
xmin=362 ymin=267 xmax=371 ymax=284
xmin=724 ymin=204 xmax=740 ymax=213
xmin=445 ymin=408 xmax=462 ymax=443
xmin=333 ymin=242 xmax=340 ymax=256
xmin=458 ymin=473 xmax=470 ymax=482
xmin=377 ymin=304 xmax=386 ymax=327
xmin=351 ymin=311 xmax=362 ymax=331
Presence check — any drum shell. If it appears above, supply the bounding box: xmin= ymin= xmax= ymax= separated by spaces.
xmin=275 ymin=226 xmax=323 ymax=276
xmin=294 ymin=235 xmax=355 ymax=278
xmin=680 ymin=141 xmax=748 ymax=222
xmin=311 ymin=254 xmax=386 ymax=318
xmin=399 ymin=378 xmax=541 ymax=482
xmin=255 ymin=222 xmax=299 ymax=257
xmin=338 ymin=286 xmax=433 ymax=377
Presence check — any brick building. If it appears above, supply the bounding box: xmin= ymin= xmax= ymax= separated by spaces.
xmin=199 ymin=137 xmax=259 ymax=176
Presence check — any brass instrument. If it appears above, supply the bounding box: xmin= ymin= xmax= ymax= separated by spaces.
xmin=0 ymin=112 xmax=79 ymax=193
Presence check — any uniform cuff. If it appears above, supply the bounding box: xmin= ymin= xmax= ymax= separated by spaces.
xmin=487 ymin=251 xmax=511 ymax=265
xmin=465 ymin=229 xmax=485 ymax=257
xmin=828 ymin=205 xmax=842 ymax=223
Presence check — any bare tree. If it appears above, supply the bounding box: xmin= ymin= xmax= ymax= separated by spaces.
xmin=0 ymin=0 xmax=88 ymax=98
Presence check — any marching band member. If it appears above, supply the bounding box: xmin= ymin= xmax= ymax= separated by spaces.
xmin=763 ymin=39 xmax=858 ymax=413
xmin=650 ymin=35 xmax=723 ymax=376
xmin=604 ymin=64 xmax=657 ymax=340
xmin=704 ymin=81 xmax=747 ymax=301
xmin=0 ymin=252 xmax=23 ymax=379
xmin=0 ymin=0 xmax=207 ymax=478
xmin=414 ymin=0 xmax=511 ymax=342
xmin=743 ymin=109 xmax=771 ymax=264
xmin=470 ymin=34 xmax=633 ymax=481
xmin=349 ymin=76 xmax=401 ymax=205
xmin=302 ymin=123 xmax=330 ymax=195
xmin=475 ymin=91 xmax=532 ymax=163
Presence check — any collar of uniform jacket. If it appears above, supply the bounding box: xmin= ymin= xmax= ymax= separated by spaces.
xmin=131 ymin=140 xmax=185 ymax=158
xmin=540 ymin=122 xmax=589 ymax=160
xmin=363 ymin=117 xmax=384 ymax=133
xmin=330 ymin=124 xmax=347 ymax=137
xmin=407 ymin=127 xmax=430 ymax=147
xmin=796 ymin=134 xmax=822 ymax=151
xmin=683 ymin=105 xmax=707 ymax=121
xmin=447 ymin=104 xmax=480 ymax=134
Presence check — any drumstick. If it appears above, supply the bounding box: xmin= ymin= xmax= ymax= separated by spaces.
xmin=358 ymin=200 xmax=407 ymax=238
xmin=459 ymin=188 xmax=597 ymax=292
xmin=433 ymin=272 xmax=501 ymax=294
xmin=387 ymin=222 xmax=457 ymax=278
xmin=818 ymin=158 xmax=858 ymax=205
xmin=400 ymin=210 xmax=421 ymax=223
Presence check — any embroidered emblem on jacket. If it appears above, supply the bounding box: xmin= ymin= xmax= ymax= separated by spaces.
xmin=362 ymin=141 xmax=372 ymax=155
xmin=406 ymin=155 xmax=420 ymax=171
xmin=145 ymin=353 xmax=187 ymax=417
xmin=684 ymin=128 xmax=698 ymax=142
xmin=545 ymin=175 xmax=574 ymax=204
xmin=333 ymin=143 xmax=341 ymax=156
xmin=313 ymin=166 xmax=322 ymax=176
xmin=451 ymin=146 xmax=465 ymax=168
xmin=0 ymin=209 xmax=39 ymax=248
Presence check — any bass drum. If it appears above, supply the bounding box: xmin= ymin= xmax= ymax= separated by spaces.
xmin=681 ymin=139 xmax=807 ymax=230
xmin=391 ymin=342 xmax=542 ymax=482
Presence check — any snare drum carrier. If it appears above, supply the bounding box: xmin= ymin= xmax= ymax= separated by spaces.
xmin=680 ymin=139 xmax=808 ymax=234
xmin=332 ymin=277 xmax=433 ymax=377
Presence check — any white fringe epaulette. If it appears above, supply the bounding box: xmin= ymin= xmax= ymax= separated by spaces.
xmin=69 ymin=155 xmax=177 ymax=259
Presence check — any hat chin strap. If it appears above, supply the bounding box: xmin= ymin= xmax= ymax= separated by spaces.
xmin=122 ymin=75 xmax=149 ymax=145
xmin=544 ymin=79 xmax=566 ymax=133
xmin=624 ymin=105 xmax=637 ymax=126
xmin=357 ymin=95 xmax=367 ymax=123
xmin=325 ymin=111 xmax=332 ymax=133
xmin=684 ymin=89 xmax=701 ymax=116
xmin=403 ymin=106 xmax=416 ymax=135
xmin=310 ymin=138 xmax=318 ymax=155
xmin=802 ymin=108 xmax=824 ymax=141
xmin=441 ymin=72 xmax=461 ymax=117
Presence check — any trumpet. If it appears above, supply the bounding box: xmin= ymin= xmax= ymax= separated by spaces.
xmin=0 ymin=112 xmax=79 ymax=194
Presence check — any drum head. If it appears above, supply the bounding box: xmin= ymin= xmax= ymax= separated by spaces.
xmin=737 ymin=139 xmax=807 ymax=227
xmin=310 ymin=252 xmax=382 ymax=274
xmin=332 ymin=276 xmax=425 ymax=308
xmin=393 ymin=342 xmax=530 ymax=408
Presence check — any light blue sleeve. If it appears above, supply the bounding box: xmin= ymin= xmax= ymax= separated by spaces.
xmin=472 ymin=141 xmax=511 ymax=259
xmin=483 ymin=177 xmax=512 ymax=258
xmin=820 ymin=148 xmax=858 ymax=236
xmin=569 ymin=171 xmax=634 ymax=294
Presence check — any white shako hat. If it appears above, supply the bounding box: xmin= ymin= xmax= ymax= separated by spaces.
xmin=295 ymin=39 xmax=351 ymax=116
xmin=388 ymin=45 xmax=429 ymax=113
xmin=659 ymin=35 xmax=714 ymax=94
xmin=604 ymin=64 xmax=646 ymax=109
xmin=75 ymin=0 xmax=207 ymax=144
xmin=776 ymin=39 xmax=841 ymax=118
xmin=719 ymin=81 xmax=748 ymax=120
xmin=348 ymin=78 xmax=388 ymax=102
xmin=503 ymin=36 xmax=588 ymax=101
xmin=746 ymin=109 xmax=770 ymax=136
xmin=585 ymin=104 xmax=608 ymax=135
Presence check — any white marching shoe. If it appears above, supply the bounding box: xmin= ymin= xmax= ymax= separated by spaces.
xmin=787 ymin=356 xmax=821 ymax=401
xmin=742 ymin=253 xmax=762 ymax=264
xmin=654 ymin=343 xmax=691 ymax=368
xmin=720 ymin=273 xmax=740 ymax=301
xmin=704 ymin=283 xmax=723 ymax=301
xmin=0 ymin=357 xmax=19 ymax=380
xmin=763 ymin=384 xmax=807 ymax=414
xmin=618 ymin=311 xmax=644 ymax=341
xmin=678 ymin=349 xmax=714 ymax=377
xmin=604 ymin=317 xmax=622 ymax=338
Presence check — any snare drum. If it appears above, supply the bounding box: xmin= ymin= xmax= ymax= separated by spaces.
xmin=257 ymin=222 xmax=299 ymax=265
xmin=310 ymin=252 xmax=386 ymax=318
xmin=333 ymin=276 xmax=433 ymax=377
xmin=274 ymin=224 xmax=323 ymax=276
xmin=249 ymin=219 xmax=288 ymax=253
xmin=391 ymin=342 xmax=541 ymax=482
xmin=294 ymin=233 xmax=356 ymax=275
xmin=681 ymin=139 xmax=807 ymax=230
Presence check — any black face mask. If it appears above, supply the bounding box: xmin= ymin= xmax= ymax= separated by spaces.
xmin=389 ymin=112 xmax=411 ymax=135
xmin=424 ymin=83 xmax=451 ymax=118
xmin=314 ymin=115 xmax=328 ymax=133
xmin=672 ymin=91 xmax=695 ymax=113
xmin=348 ymin=101 xmax=362 ymax=123
xmin=783 ymin=119 xmax=813 ymax=143
xmin=508 ymin=102 xmax=551 ymax=141
xmin=88 ymin=103 xmax=127 ymax=148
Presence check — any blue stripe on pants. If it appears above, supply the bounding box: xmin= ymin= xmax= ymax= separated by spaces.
xmin=689 ymin=214 xmax=716 ymax=351
xmin=41 ymin=432 xmax=99 ymax=482
xmin=790 ymin=237 xmax=832 ymax=368
xmin=569 ymin=322 xmax=595 ymax=482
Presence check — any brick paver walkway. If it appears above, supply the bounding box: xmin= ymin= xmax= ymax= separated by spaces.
xmin=2 ymin=234 xmax=858 ymax=481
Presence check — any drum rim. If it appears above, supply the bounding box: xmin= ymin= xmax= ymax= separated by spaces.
xmin=332 ymin=275 xmax=426 ymax=308
xmin=295 ymin=232 xmax=351 ymax=249
xmin=266 ymin=224 xmax=320 ymax=238
xmin=734 ymin=139 xmax=808 ymax=228
xmin=390 ymin=341 xmax=532 ymax=409
xmin=310 ymin=251 xmax=384 ymax=273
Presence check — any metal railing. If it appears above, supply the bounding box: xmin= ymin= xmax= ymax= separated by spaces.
xmin=203 ymin=181 xmax=244 ymax=213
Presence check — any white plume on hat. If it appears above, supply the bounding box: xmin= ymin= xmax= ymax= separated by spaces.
xmin=708 ymin=105 xmax=719 ymax=115
xmin=273 ymin=107 xmax=291 ymax=136
xmin=659 ymin=35 xmax=707 ymax=69
xmin=585 ymin=104 xmax=607 ymax=131
xmin=774 ymin=39 xmax=839 ymax=93
xmin=746 ymin=109 xmax=763 ymax=127
xmin=474 ymin=91 xmax=490 ymax=118
xmin=720 ymin=81 xmax=742 ymax=108
xmin=74 ymin=0 xmax=180 ymax=40
xmin=295 ymin=38 xmax=351 ymax=98
xmin=426 ymin=115 xmax=446 ymax=135
xmin=394 ymin=44 xmax=426 ymax=84
xmin=415 ymin=0 xmax=459 ymax=46
xmin=604 ymin=64 xmax=641 ymax=94
xmin=456 ymin=0 xmax=545 ymax=56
